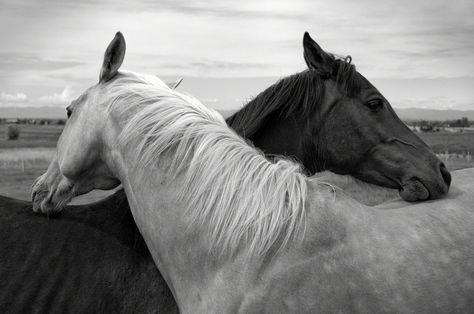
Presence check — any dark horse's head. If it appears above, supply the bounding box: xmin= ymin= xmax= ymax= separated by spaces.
xmin=227 ymin=32 xmax=450 ymax=202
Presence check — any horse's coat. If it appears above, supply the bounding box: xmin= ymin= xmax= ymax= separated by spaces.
xmin=0 ymin=192 xmax=177 ymax=313
xmin=30 ymin=33 xmax=474 ymax=313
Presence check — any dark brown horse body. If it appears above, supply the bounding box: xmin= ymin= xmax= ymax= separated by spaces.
xmin=2 ymin=33 xmax=450 ymax=313
xmin=0 ymin=192 xmax=177 ymax=313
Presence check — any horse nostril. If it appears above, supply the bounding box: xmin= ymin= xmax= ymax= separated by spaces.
xmin=440 ymin=163 xmax=451 ymax=187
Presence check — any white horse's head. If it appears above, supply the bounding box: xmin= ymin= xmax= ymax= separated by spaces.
xmin=32 ymin=33 xmax=128 ymax=214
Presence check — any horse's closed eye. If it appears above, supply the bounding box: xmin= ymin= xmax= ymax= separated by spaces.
xmin=365 ymin=99 xmax=384 ymax=112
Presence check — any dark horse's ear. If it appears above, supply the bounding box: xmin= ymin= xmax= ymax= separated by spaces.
xmin=303 ymin=32 xmax=333 ymax=74
xmin=99 ymin=32 xmax=126 ymax=83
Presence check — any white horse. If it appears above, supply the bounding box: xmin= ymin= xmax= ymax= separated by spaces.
xmin=33 ymin=33 xmax=474 ymax=313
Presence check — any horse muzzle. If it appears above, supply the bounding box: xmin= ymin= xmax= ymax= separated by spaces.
xmin=354 ymin=144 xmax=451 ymax=202
xmin=398 ymin=163 xmax=451 ymax=202
xmin=31 ymin=174 xmax=74 ymax=215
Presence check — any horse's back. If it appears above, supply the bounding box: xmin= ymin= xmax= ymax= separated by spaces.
xmin=249 ymin=172 xmax=474 ymax=314
xmin=0 ymin=191 xmax=177 ymax=313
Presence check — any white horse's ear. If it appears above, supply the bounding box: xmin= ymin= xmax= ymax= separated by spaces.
xmin=100 ymin=32 xmax=126 ymax=83
xmin=303 ymin=32 xmax=332 ymax=74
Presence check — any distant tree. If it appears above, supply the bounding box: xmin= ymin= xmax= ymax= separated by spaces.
xmin=419 ymin=120 xmax=433 ymax=132
xmin=452 ymin=117 xmax=470 ymax=128
xmin=6 ymin=124 xmax=20 ymax=140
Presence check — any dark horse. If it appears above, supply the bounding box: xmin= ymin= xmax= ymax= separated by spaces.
xmin=1 ymin=33 xmax=449 ymax=313
xmin=228 ymin=33 xmax=450 ymax=201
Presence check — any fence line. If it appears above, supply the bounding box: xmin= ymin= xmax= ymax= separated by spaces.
xmin=437 ymin=151 xmax=472 ymax=163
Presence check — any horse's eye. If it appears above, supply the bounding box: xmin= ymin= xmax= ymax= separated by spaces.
xmin=366 ymin=99 xmax=384 ymax=111
xmin=66 ymin=108 xmax=72 ymax=118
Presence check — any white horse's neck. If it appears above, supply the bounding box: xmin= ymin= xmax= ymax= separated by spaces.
xmin=100 ymin=104 xmax=217 ymax=310
xmin=112 ymin=141 xmax=272 ymax=311
xmin=112 ymin=143 xmax=207 ymax=310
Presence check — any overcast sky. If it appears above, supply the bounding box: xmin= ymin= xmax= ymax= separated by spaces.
xmin=0 ymin=0 xmax=473 ymax=110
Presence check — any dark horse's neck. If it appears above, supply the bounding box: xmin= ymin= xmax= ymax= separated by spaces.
xmin=226 ymin=70 xmax=326 ymax=174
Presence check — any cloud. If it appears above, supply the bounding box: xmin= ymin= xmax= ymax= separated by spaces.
xmin=2 ymin=0 xmax=473 ymax=80
xmin=1 ymin=0 xmax=311 ymax=21
xmin=141 ymin=0 xmax=310 ymax=21
xmin=0 ymin=92 xmax=28 ymax=103
xmin=0 ymin=0 xmax=473 ymax=109
xmin=37 ymin=86 xmax=74 ymax=106
xmin=0 ymin=53 xmax=84 ymax=72
xmin=0 ymin=86 xmax=74 ymax=107
xmin=393 ymin=96 xmax=473 ymax=111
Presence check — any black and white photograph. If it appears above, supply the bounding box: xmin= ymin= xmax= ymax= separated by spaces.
xmin=0 ymin=0 xmax=473 ymax=313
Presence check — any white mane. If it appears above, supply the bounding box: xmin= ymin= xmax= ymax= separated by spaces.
xmin=109 ymin=71 xmax=308 ymax=258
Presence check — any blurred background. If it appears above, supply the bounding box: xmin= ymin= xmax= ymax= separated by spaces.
xmin=0 ymin=0 xmax=473 ymax=201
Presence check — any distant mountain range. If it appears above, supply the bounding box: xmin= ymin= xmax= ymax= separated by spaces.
xmin=1 ymin=106 xmax=474 ymax=121
xmin=395 ymin=108 xmax=474 ymax=121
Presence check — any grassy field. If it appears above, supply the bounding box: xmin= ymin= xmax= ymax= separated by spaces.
xmin=418 ymin=132 xmax=474 ymax=155
xmin=0 ymin=124 xmax=473 ymax=202
xmin=0 ymin=124 xmax=61 ymax=148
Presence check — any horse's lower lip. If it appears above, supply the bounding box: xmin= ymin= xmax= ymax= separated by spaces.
xmin=31 ymin=190 xmax=61 ymax=215
xmin=32 ymin=197 xmax=45 ymax=213
xmin=399 ymin=178 xmax=430 ymax=202
xmin=381 ymin=174 xmax=401 ymax=189
xmin=31 ymin=192 xmax=42 ymax=213
xmin=31 ymin=190 xmax=37 ymax=203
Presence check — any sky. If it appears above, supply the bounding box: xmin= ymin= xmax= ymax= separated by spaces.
xmin=0 ymin=0 xmax=473 ymax=111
